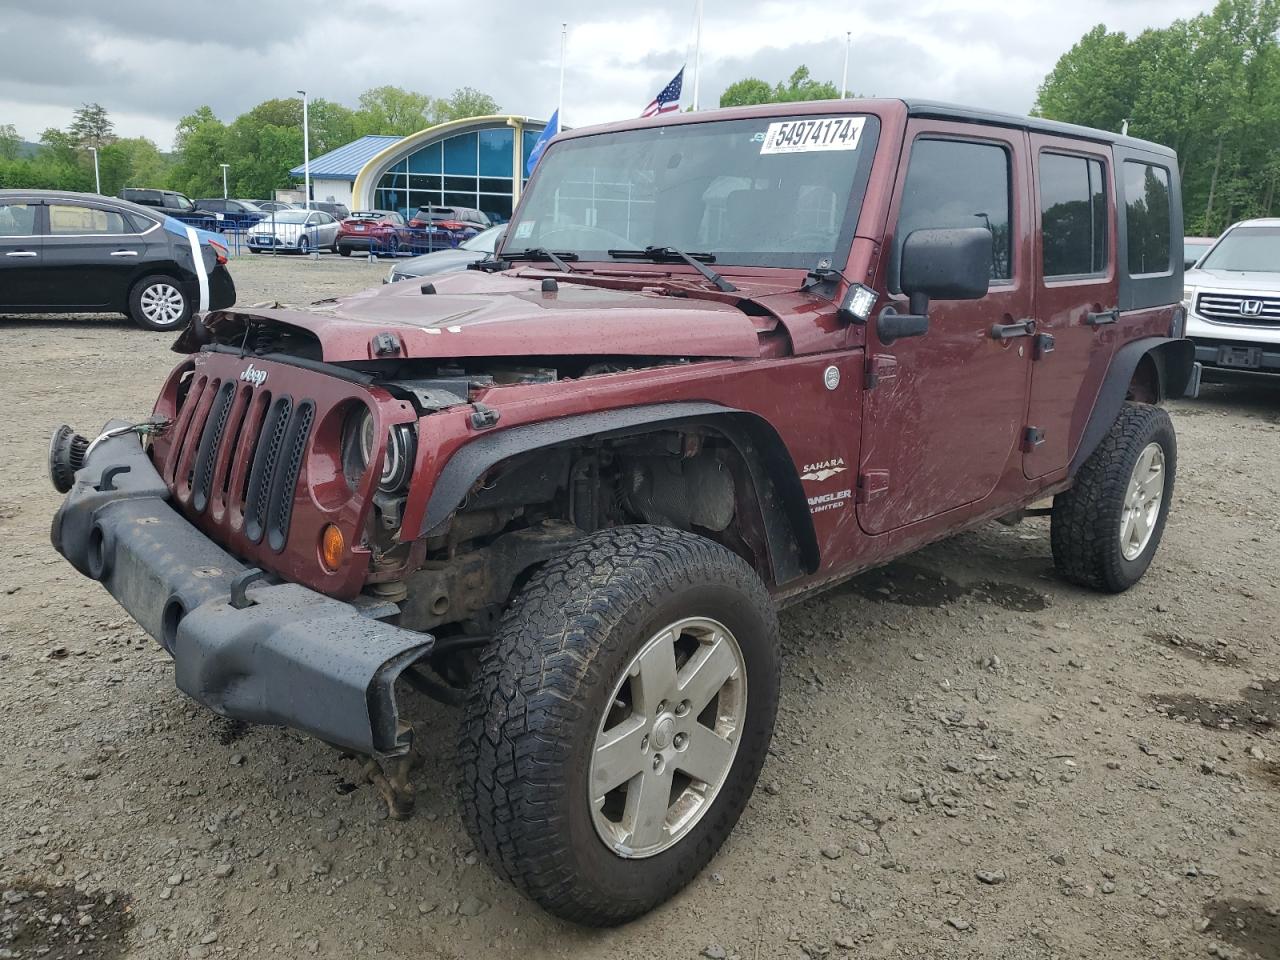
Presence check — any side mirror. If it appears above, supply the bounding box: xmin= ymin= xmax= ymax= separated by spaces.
xmin=877 ymin=227 xmax=993 ymax=344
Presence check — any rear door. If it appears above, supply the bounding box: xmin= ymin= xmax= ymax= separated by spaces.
xmin=1024 ymin=135 xmax=1118 ymax=478
xmin=0 ymin=199 xmax=43 ymax=307
xmin=41 ymin=202 xmax=151 ymax=309
xmin=858 ymin=121 xmax=1035 ymax=534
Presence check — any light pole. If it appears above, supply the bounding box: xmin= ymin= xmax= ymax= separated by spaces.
xmin=841 ymin=31 xmax=851 ymax=99
xmin=88 ymin=146 xmax=100 ymax=194
xmin=297 ymin=89 xmax=311 ymax=210
xmin=220 ymin=163 xmax=230 ymax=199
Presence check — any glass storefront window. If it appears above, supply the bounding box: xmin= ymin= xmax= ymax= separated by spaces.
xmin=443 ymin=132 xmax=478 ymax=176
xmin=480 ymin=128 xmax=514 ymax=178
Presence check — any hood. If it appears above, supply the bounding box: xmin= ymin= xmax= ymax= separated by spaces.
xmin=210 ymin=270 xmax=771 ymax=362
xmin=393 ymin=249 xmax=485 ymax=278
xmin=1186 ymin=268 xmax=1280 ymax=293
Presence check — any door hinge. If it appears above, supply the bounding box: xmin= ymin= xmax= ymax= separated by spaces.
xmin=864 ymin=354 xmax=898 ymax=391
xmin=1034 ymin=333 xmax=1055 ymax=360
xmin=856 ymin=470 xmax=890 ymax=503
xmin=1023 ymin=426 xmax=1046 ymax=451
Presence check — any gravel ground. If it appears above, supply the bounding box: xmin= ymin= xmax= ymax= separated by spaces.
xmin=1 ymin=254 xmax=1278 ymax=960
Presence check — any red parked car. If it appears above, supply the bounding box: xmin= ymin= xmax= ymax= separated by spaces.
xmin=49 ymin=98 xmax=1197 ymax=927
xmin=335 ymin=210 xmax=411 ymax=256
xmin=407 ymin=205 xmax=489 ymax=245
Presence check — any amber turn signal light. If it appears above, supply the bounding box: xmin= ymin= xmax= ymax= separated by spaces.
xmin=320 ymin=524 xmax=345 ymax=571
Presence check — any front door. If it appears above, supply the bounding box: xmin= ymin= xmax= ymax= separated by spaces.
xmin=858 ymin=122 xmax=1034 ymax=535
xmin=0 ymin=200 xmax=43 ymax=307
xmin=40 ymin=202 xmax=150 ymax=309
xmin=1024 ymin=135 xmax=1119 ymax=478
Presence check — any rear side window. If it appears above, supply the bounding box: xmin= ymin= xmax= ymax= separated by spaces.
xmin=1123 ymin=161 xmax=1171 ymax=276
xmin=897 ymin=138 xmax=1012 ymax=285
xmin=47 ymin=205 xmax=131 ymax=235
xmin=1039 ymin=153 xmax=1108 ymax=278
xmin=0 ymin=202 xmax=37 ymax=236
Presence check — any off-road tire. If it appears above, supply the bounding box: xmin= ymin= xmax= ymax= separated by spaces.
xmin=1051 ymin=402 xmax=1177 ymax=593
xmin=128 ymin=275 xmax=192 ymax=331
xmin=458 ymin=525 xmax=780 ymax=926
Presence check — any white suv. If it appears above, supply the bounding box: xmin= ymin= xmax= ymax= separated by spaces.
xmin=1184 ymin=218 xmax=1280 ymax=375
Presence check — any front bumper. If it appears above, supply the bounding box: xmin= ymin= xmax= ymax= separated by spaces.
xmin=50 ymin=422 xmax=434 ymax=758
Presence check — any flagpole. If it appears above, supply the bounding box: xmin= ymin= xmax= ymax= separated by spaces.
xmin=692 ymin=0 xmax=703 ymax=110
xmin=558 ymin=22 xmax=566 ymax=123
xmin=841 ymin=31 xmax=850 ymax=99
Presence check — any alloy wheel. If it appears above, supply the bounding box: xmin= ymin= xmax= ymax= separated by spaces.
xmin=139 ymin=283 xmax=185 ymax=327
xmin=1120 ymin=441 xmax=1165 ymax=561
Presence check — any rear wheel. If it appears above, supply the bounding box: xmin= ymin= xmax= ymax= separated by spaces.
xmin=338 ymin=245 xmax=351 ymax=257
xmin=459 ymin=525 xmax=780 ymax=926
xmin=1051 ymin=402 xmax=1177 ymax=592
xmin=298 ymin=235 xmax=310 ymax=255
xmin=129 ymin=275 xmax=191 ymax=331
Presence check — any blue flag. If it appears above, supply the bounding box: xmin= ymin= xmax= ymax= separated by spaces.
xmin=526 ymin=109 xmax=559 ymax=176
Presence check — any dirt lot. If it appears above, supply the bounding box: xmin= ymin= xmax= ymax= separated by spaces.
xmin=1 ymin=254 xmax=1278 ymax=960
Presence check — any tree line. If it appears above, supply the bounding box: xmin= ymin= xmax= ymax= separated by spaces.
xmin=1035 ymin=0 xmax=1280 ymax=235
xmin=0 ymin=85 xmax=499 ymax=200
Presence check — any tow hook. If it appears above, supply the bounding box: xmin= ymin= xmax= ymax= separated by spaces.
xmin=469 ymin=403 xmax=500 ymax=430
xmin=362 ymin=722 xmax=421 ymax=820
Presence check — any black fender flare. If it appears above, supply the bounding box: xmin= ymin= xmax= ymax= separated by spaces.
xmin=419 ymin=402 xmax=819 ymax=586
xmin=1069 ymin=336 xmax=1195 ymax=475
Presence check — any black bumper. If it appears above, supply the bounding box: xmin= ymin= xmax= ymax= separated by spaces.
xmin=50 ymin=422 xmax=433 ymax=758
xmin=1193 ymin=339 xmax=1280 ymax=374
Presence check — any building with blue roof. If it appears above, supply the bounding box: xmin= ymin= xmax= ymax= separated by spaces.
xmin=291 ymin=116 xmax=548 ymax=223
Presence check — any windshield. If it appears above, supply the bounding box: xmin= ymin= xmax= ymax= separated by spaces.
xmin=462 ymin=225 xmax=503 ymax=252
xmin=505 ymin=113 xmax=878 ymax=268
xmin=1199 ymin=226 xmax=1280 ymax=272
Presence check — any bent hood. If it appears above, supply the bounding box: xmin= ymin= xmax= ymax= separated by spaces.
xmin=210 ymin=270 xmax=771 ymax=362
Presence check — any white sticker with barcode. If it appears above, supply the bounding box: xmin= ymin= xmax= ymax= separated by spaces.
xmin=760 ymin=117 xmax=865 ymax=154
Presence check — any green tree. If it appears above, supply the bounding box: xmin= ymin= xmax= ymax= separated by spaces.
xmin=0 ymin=124 xmax=19 ymax=160
xmin=98 ymin=137 xmax=169 ymax=194
xmin=168 ymin=106 xmax=229 ymax=197
xmin=354 ymin=85 xmax=432 ymax=136
xmin=69 ymin=102 xmax=115 ymax=149
xmin=431 ymin=87 xmax=500 ymax=123
xmin=718 ymin=66 xmax=840 ymax=107
xmin=1033 ymin=25 xmax=1138 ymax=132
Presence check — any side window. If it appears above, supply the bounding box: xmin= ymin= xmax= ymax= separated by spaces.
xmin=0 ymin=202 xmax=37 ymax=237
xmin=47 ymin=205 xmax=130 ymax=235
xmin=897 ymin=138 xmax=1012 ymax=286
xmin=1123 ymin=161 xmax=1171 ymax=276
xmin=1039 ymin=153 xmax=1108 ymax=278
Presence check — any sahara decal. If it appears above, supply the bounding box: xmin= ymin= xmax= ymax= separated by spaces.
xmin=800 ymin=457 xmax=847 ymax=482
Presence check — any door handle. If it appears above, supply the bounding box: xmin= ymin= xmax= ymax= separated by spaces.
xmin=5 ymin=250 xmax=37 ymax=258
xmin=989 ymin=319 xmax=1036 ymax=340
xmin=109 ymin=250 xmax=140 ymax=257
xmin=1085 ymin=308 xmax=1119 ymax=326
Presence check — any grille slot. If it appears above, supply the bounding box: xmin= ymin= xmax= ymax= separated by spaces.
xmin=167 ymin=375 xmax=210 ymax=488
xmin=191 ymin=381 xmax=236 ymax=514
xmin=243 ymin=395 xmax=293 ymax=544
xmin=266 ymin=401 xmax=315 ymax=552
xmin=1196 ymin=292 xmax=1280 ymax=326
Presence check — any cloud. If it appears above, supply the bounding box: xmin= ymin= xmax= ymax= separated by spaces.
xmin=0 ymin=0 xmax=1211 ymax=148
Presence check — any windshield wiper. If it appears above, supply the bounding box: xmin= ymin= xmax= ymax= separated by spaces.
xmin=503 ymin=248 xmax=578 ymax=273
xmin=607 ymin=246 xmax=738 ymax=293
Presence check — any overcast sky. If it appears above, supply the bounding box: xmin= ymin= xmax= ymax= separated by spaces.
xmin=0 ymin=0 xmax=1211 ymax=149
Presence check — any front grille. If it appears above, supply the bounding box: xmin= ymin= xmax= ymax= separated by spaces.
xmin=164 ymin=376 xmax=315 ymax=552
xmin=1195 ymin=292 xmax=1280 ymax=326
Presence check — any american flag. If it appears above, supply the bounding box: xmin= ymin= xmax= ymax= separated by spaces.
xmin=641 ymin=66 xmax=684 ymax=118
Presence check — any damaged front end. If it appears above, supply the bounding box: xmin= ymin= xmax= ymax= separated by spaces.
xmin=49 ymin=421 xmax=434 ymax=815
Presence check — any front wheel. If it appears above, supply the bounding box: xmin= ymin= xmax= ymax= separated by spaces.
xmin=1051 ymin=401 xmax=1177 ymax=592
xmin=129 ymin=275 xmax=192 ymax=331
xmin=337 ymin=245 xmax=351 ymax=257
xmin=459 ymin=525 xmax=780 ymax=926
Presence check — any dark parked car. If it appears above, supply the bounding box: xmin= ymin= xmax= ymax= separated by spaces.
xmin=386 ymin=225 xmax=504 ymax=281
xmin=0 ymin=189 xmax=235 ymax=330
xmin=407 ymin=205 xmax=490 ymax=244
xmin=196 ymin=199 xmax=267 ymax=229
xmin=309 ymin=201 xmax=350 ymax=220
xmin=336 ymin=210 xmax=411 ymax=256
xmin=119 ymin=188 xmax=220 ymax=223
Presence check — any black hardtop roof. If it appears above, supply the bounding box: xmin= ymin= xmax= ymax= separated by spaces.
xmin=902 ymin=99 xmax=1177 ymax=158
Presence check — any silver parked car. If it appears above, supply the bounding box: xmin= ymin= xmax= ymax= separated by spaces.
xmin=246 ymin=209 xmax=340 ymax=255
xmin=386 ymin=225 xmax=505 ymax=282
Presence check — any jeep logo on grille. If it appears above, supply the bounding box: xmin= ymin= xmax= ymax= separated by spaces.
xmin=1241 ymin=300 xmax=1264 ymax=317
xmin=239 ymin=364 xmax=268 ymax=387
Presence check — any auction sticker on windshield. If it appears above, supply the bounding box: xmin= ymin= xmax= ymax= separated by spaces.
xmin=760 ymin=117 xmax=865 ymax=155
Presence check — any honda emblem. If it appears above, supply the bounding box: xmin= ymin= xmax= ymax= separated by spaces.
xmin=1240 ymin=300 xmax=1264 ymax=317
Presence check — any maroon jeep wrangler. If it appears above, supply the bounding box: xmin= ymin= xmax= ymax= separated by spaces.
xmin=50 ymin=99 xmax=1197 ymax=925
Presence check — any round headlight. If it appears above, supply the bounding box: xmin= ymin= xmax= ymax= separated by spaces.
xmin=342 ymin=407 xmax=415 ymax=494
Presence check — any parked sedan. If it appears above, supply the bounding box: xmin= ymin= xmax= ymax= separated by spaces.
xmin=246 ymin=209 xmax=341 ymax=254
xmin=336 ymin=210 xmax=412 ymax=256
xmin=0 ymin=189 xmax=235 ymax=330
xmin=386 ymin=225 xmax=504 ymax=282
xmin=252 ymin=200 xmax=297 ymax=213
xmin=407 ymin=205 xmax=490 ymax=244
